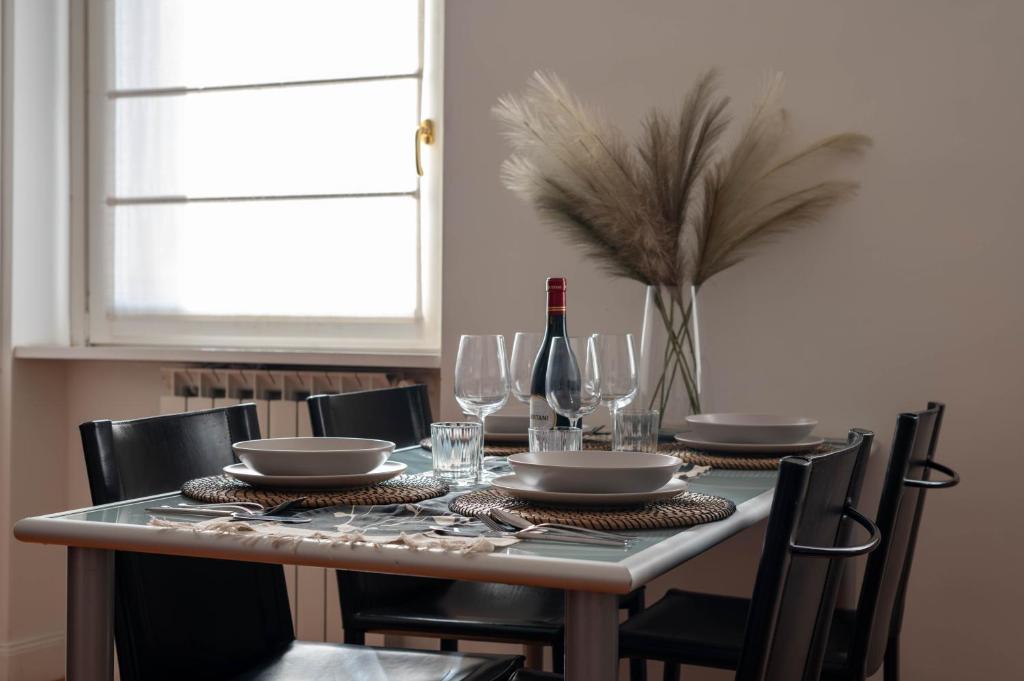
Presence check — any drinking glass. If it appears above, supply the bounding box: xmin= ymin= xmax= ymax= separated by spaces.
xmin=593 ymin=333 xmax=638 ymax=414
xmin=529 ymin=426 xmax=583 ymax=452
xmin=592 ymin=333 xmax=639 ymax=444
xmin=431 ymin=421 xmax=482 ymax=486
xmin=613 ymin=408 xmax=661 ymax=453
xmin=509 ymin=332 xmax=544 ymax=403
xmin=454 ymin=334 xmax=510 ymax=476
xmin=545 ymin=336 xmax=601 ymax=430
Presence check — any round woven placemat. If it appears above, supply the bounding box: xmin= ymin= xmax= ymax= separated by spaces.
xmin=420 ymin=434 xmax=616 ymax=457
xmin=181 ymin=474 xmax=449 ymax=509
xmin=449 ymin=488 xmax=735 ymax=530
xmin=671 ymin=448 xmax=782 ymax=470
xmin=671 ymin=442 xmax=839 ymax=469
xmin=421 ymin=435 xmax=808 ymax=470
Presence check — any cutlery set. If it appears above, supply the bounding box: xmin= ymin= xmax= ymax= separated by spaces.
xmin=430 ymin=508 xmax=632 ymax=547
xmin=148 ymin=501 xmax=632 ymax=545
xmin=146 ymin=427 xmax=778 ymax=547
xmin=145 ymin=498 xmax=312 ymax=523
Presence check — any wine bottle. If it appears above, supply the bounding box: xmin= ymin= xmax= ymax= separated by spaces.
xmin=529 ymin=277 xmax=572 ymax=429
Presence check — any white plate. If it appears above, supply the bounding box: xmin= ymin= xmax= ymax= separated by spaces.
xmin=507 ymin=450 xmax=681 ymax=493
xmin=232 ymin=437 xmax=394 ymax=476
xmin=223 ymin=461 xmax=407 ymax=489
xmin=685 ymin=413 xmax=817 ymax=444
xmin=491 ymin=474 xmax=688 ymax=506
xmin=673 ymin=433 xmax=825 ymax=454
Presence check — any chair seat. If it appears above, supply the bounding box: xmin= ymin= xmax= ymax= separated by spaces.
xmin=619 ymin=589 xmax=857 ymax=677
xmin=620 ymin=589 xmax=750 ymax=670
xmin=351 ymin=581 xmax=565 ymax=642
xmin=228 ymin=641 xmax=522 ymax=681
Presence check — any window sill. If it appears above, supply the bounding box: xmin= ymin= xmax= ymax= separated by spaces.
xmin=13 ymin=344 xmax=441 ymax=369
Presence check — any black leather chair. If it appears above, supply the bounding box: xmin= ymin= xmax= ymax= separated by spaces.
xmin=513 ymin=429 xmax=880 ymax=681
xmin=618 ymin=403 xmax=959 ymax=681
xmin=80 ymin=404 xmax=522 ymax=681
xmin=307 ymin=385 xmax=646 ymax=678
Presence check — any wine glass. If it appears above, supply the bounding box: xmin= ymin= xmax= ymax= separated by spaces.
xmin=454 ymin=334 xmax=510 ymax=477
xmin=592 ymin=333 xmax=639 ymax=421
xmin=546 ymin=336 xmax=602 ymax=433
xmin=509 ymin=332 xmax=544 ymax=403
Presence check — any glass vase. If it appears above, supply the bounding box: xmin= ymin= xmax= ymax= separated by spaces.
xmin=637 ymin=284 xmax=702 ymax=430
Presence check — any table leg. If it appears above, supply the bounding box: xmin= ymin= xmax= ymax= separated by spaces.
xmin=564 ymin=590 xmax=618 ymax=681
xmin=67 ymin=547 xmax=114 ymax=681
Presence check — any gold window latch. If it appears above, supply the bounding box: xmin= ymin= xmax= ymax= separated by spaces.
xmin=415 ymin=119 xmax=434 ymax=176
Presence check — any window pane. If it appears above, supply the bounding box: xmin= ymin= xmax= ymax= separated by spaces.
xmin=112 ymin=197 xmax=418 ymax=318
xmin=114 ymin=79 xmax=419 ymax=198
xmin=114 ymin=0 xmax=420 ymax=90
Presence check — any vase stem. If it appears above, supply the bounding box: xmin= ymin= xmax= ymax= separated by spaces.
xmin=650 ymin=289 xmax=701 ymax=415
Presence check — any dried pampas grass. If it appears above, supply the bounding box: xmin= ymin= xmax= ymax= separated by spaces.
xmin=493 ymin=69 xmax=871 ymax=295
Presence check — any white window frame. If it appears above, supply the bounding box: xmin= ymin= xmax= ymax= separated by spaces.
xmin=81 ymin=0 xmax=443 ymax=354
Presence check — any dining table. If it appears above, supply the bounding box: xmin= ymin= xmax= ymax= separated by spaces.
xmin=13 ymin=445 xmax=777 ymax=681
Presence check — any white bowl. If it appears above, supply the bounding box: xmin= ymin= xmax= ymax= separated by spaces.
xmin=507 ymin=451 xmax=681 ymax=494
xmin=685 ymin=413 xmax=817 ymax=445
xmin=232 ymin=437 xmax=394 ymax=476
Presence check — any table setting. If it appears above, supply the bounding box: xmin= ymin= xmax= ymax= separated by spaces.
xmin=132 ymin=317 xmax=835 ymax=553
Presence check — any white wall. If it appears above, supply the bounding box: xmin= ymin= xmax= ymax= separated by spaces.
xmin=9 ymin=0 xmax=67 ymax=348
xmin=441 ymin=1 xmax=1024 ymax=679
xmin=0 ymin=2 xmax=70 ymax=679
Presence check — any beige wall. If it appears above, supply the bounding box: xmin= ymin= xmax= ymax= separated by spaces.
xmin=441 ymin=1 xmax=1024 ymax=678
xmin=2 ymin=1 xmax=1022 ymax=679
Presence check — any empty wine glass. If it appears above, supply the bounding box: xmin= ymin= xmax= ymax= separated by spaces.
xmin=546 ymin=336 xmax=602 ymax=436
xmin=592 ymin=333 xmax=639 ymax=421
xmin=509 ymin=332 xmax=544 ymax=403
xmin=454 ymin=334 xmax=510 ymax=477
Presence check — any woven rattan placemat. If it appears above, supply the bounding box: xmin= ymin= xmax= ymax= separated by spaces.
xmin=181 ymin=474 xmax=449 ymax=509
xmin=672 ymin=448 xmax=782 ymax=470
xmin=448 ymin=488 xmax=735 ymax=530
xmin=420 ymin=434 xmax=615 ymax=457
xmin=421 ymin=434 xmax=807 ymax=470
xmin=672 ymin=442 xmax=839 ymax=469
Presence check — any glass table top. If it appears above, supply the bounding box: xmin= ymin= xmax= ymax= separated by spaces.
xmin=54 ymin=447 xmax=777 ymax=565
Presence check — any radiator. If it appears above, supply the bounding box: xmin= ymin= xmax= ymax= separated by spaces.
xmin=157 ymin=367 xmax=425 ymax=646
xmin=158 ymin=368 xmax=414 ymax=435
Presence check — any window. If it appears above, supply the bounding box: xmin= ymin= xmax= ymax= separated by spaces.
xmin=86 ymin=0 xmax=442 ymax=352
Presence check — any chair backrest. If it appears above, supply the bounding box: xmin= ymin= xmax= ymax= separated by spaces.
xmin=307 ymin=384 xmax=432 ymax=448
xmin=736 ymin=430 xmax=879 ymax=681
xmin=306 ymin=385 xmax=446 ymax=626
xmin=849 ymin=402 xmax=958 ymax=676
xmin=80 ymin=404 xmax=294 ymax=681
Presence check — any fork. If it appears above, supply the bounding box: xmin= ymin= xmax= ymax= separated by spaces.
xmin=487 ymin=508 xmax=635 ymax=541
xmin=441 ymin=518 xmax=624 ymax=547
xmin=147 ymin=498 xmax=307 ymax=519
xmin=144 ymin=502 xmax=263 ymax=517
xmin=477 ymin=514 xmax=626 ymax=546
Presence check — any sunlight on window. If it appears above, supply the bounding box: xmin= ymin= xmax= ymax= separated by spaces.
xmin=104 ymin=0 xmax=426 ymax=325
xmin=113 ymin=198 xmax=419 ymax=318
xmin=114 ymin=79 xmax=419 ymax=197
xmin=115 ymin=0 xmax=419 ymax=89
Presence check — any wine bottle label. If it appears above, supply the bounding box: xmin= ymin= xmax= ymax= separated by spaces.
xmin=529 ymin=395 xmax=555 ymax=429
